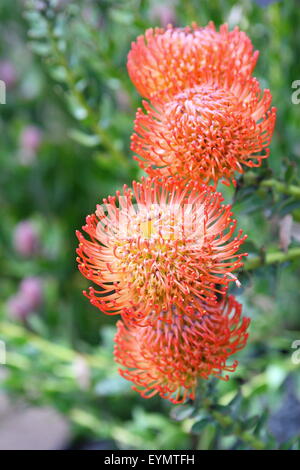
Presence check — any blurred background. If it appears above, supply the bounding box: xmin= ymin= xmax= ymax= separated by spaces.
xmin=0 ymin=0 xmax=300 ymax=450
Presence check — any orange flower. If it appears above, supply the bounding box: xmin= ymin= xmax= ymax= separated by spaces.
xmin=76 ymin=178 xmax=247 ymax=325
xmin=127 ymin=22 xmax=258 ymax=100
xmin=131 ymin=73 xmax=276 ymax=186
xmin=114 ymin=295 xmax=250 ymax=403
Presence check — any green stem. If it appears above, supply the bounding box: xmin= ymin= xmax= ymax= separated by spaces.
xmin=244 ymin=247 xmax=300 ymax=271
xmin=260 ymin=179 xmax=300 ymax=199
xmin=0 ymin=321 xmax=110 ymax=369
xmin=46 ymin=23 xmax=129 ymax=170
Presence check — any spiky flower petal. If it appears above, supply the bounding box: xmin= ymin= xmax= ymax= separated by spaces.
xmin=127 ymin=22 xmax=258 ymax=100
xmin=114 ymin=295 xmax=250 ymax=403
xmin=131 ymin=73 xmax=276 ymax=185
xmin=76 ymin=178 xmax=247 ymax=325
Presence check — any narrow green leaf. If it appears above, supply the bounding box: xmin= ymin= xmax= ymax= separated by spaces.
xmin=191 ymin=418 xmax=212 ymax=434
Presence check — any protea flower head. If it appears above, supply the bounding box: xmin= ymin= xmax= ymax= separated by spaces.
xmin=114 ymin=294 xmax=250 ymax=403
xmin=127 ymin=22 xmax=258 ymax=100
xmin=131 ymin=71 xmax=276 ymax=186
xmin=76 ymin=177 xmax=247 ymax=326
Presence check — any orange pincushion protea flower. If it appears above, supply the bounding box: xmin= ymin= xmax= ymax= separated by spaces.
xmin=127 ymin=22 xmax=258 ymax=100
xmin=131 ymin=74 xmax=276 ymax=186
xmin=76 ymin=177 xmax=247 ymax=326
xmin=114 ymin=295 xmax=250 ymax=403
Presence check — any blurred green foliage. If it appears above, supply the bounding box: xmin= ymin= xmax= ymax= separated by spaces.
xmin=0 ymin=0 xmax=300 ymax=449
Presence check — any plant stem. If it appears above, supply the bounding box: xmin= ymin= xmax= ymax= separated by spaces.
xmin=0 ymin=321 xmax=110 ymax=369
xmin=244 ymin=247 xmax=300 ymax=271
xmin=260 ymin=179 xmax=300 ymax=199
xmin=46 ymin=23 xmax=129 ymax=170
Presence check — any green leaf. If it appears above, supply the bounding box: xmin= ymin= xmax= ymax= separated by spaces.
xmin=69 ymin=129 xmax=101 ymax=147
xmin=228 ymin=391 xmax=243 ymax=417
xmin=50 ymin=66 xmax=68 ymax=82
xmin=191 ymin=418 xmax=212 ymax=434
xmin=109 ymin=9 xmax=134 ymax=25
xmin=284 ymin=164 xmax=294 ymax=184
xmin=29 ymin=41 xmax=51 ymax=56
xmin=244 ymin=415 xmax=260 ymax=430
xmin=66 ymin=94 xmax=88 ymax=120
xmin=254 ymin=409 xmax=269 ymax=436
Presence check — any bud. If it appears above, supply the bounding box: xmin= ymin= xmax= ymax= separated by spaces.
xmin=13 ymin=221 xmax=39 ymax=257
xmin=20 ymin=126 xmax=42 ymax=153
xmin=19 ymin=126 xmax=42 ymax=165
xmin=6 ymin=294 xmax=32 ymax=320
xmin=20 ymin=277 xmax=43 ymax=310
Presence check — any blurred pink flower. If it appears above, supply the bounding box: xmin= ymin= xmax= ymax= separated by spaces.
xmin=150 ymin=3 xmax=176 ymax=28
xmin=7 ymin=294 xmax=32 ymax=320
xmin=6 ymin=277 xmax=43 ymax=321
xmin=20 ymin=126 xmax=42 ymax=153
xmin=19 ymin=126 xmax=42 ymax=165
xmin=0 ymin=60 xmax=17 ymax=88
xmin=20 ymin=277 xmax=43 ymax=310
xmin=13 ymin=220 xmax=39 ymax=257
